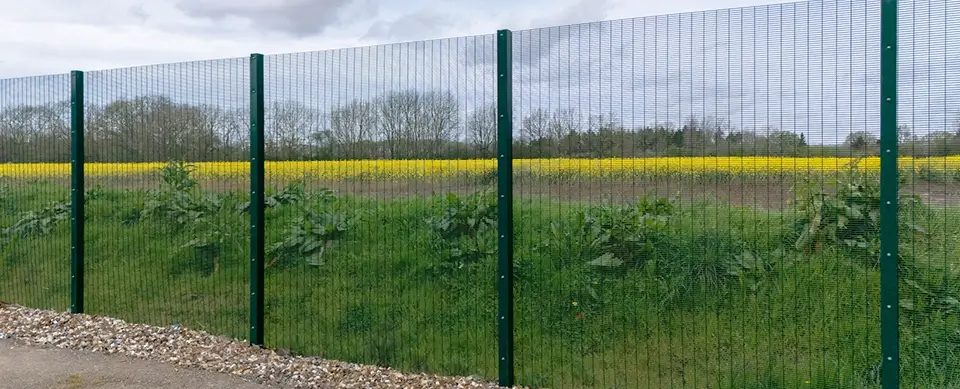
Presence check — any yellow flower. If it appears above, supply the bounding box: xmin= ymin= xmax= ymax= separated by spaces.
xmin=4 ymin=156 xmax=959 ymax=179
xmin=571 ymin=301 xmax=578 ymax=307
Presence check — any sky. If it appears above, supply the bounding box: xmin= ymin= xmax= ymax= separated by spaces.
xmin=0 ymin=0 xmax=803 ymax=77
xmin=0 ymin=0 xmax=957 ymax=144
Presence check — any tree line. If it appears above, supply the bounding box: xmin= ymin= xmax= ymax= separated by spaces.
xmin=1 ymin=89 xmax=959 ymax=163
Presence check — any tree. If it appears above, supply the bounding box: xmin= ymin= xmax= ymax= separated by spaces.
xmin=519 ymin=108 xmax=552 ymax=157
xmin=374 ymin=90 xmax=460 ymax=159
xmin=766 ymin=129 xmax=806 ymax=156
xmin=466 ymin=102 xmax=497 ymax=156
xmin=548 ymin=108 xmax=581 ymax=156
xmin=897 ymin=124 xmax=914 ymax=143
xmin=845 ymin=131 xmax=879 ymax=152
xmin=329 ymin=99 xmax=377 ymax=159
xmin=0 ymin=102 xmax=70 ymax=162
xmin=521 ymin=108 xmax=550 ymax=142
xmin=267 ymin=100 xmax=322 ymax=160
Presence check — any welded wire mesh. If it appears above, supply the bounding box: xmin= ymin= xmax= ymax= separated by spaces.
xmin=261 ymin=35 xmax=499 ymax=379
xmin=79 ymin=59 xmax=250 ymax=339
xmin=509 ymin=0 xmax=887 ymax=387
xmin=1 ymin=1 xmax=957 ymax=388
xmin=0 ymin=74 xmax=72 ymax=311
xmin=897 ymin=1 xmax=960 ymax=387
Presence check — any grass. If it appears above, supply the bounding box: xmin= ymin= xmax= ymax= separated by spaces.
xmin=1 ymin=170 xmax=960 ymax=389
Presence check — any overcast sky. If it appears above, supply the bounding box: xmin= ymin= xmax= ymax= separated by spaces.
xmin=0 ymin=0 xmax=805 ymax=78
xmin=1 ymin=0 xmax=957 ymax=144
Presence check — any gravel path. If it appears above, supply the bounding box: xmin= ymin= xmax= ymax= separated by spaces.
xmin=0 ymin=303 xmax=521 ymax=389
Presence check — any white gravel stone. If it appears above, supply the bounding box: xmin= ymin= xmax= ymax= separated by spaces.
xmin=0 ymin=303 xmax=528 ymax=389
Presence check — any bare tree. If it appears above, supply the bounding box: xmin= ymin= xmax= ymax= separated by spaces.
xmin=521 ymin=108 xmax=550 ymax=142
xmin=329 ymin=99 xmax=377 ymax=158
xmin=549 ymin=108 xmax=581 ymax=156
xmin=420 ymin=91 xmax=460 ymax=157
xmin=375 ymin=90 xmax=419 ymax=158
xmin=0 ymin=102 xmax=70 ymax=162
xmin=216 ymin=107 xmax=250 ymax=160
xmin=466 ymin=102 xmax=497 ymax=156
xmin=374 ymin=90 xmax=460 ymax=159
xmin=267 ymin=100 xmax=322 ymax=160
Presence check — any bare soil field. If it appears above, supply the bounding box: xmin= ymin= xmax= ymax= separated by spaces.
xmin=15 ymin=175 xmax=960 ymax=209
xmin=67 ymin=175 xmax=960 ymax=209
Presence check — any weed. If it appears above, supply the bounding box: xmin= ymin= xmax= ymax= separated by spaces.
xmin=790 ymin=161 xmax=928 ymax=261
xmin=140 ymin=162 xmax=218 ymax=227
xmin=267 ymin=208 xmax=359 ymax=268
xmin=539 ymin=197 xmax=674 ymax=274
xmin=236 ymin=179 xmax=319 ymax=213
xmin=425 ymin=190 xmax=498 ymax=271
xmin=2 ymin=200 xmax=69 ymax=240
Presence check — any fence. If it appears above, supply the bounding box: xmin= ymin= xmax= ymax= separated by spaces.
xmin=1 ymin=0 xmax=957 ymax=388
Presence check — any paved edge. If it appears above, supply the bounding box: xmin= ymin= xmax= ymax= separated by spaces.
xmin=0 ymin=337 xmax=281 ymax=389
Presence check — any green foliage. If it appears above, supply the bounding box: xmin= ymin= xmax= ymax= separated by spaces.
xmin=791 ymin=164 xmax=927 ymax=259
xmin=236 ymin=179 xmax=318 ymax=213
xmin=0 ymin=184 xmax=9 ymax=214
xmin=177 ymin=216 xmax=235 ymax=276
xmin=139 ymin=161 xmax=242 ymax=275
xmin=2 ymin=200 xmax=69 ymax=240
xmin=425 ymin=190 xmax=498 ymax=271
xmin=541 ymin=197 xmax=674 ymax=273
xmin=159 ymin=161 xmax=199 ymax=191
xmin=0 ymin=184 xmax=106 ymax=253
xmin=267 ymin=208 xmax=359 ymax=268
xmin=140 ymin=162 xmax=219 ymax=226
xmin=4 ymin=179 xmax=960 ymax=389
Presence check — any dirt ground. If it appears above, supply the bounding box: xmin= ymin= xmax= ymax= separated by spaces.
xmin=39 ymin=175 xmax=960 ymax=209
xmin=0 ymin=338 xmax=276 ymax=389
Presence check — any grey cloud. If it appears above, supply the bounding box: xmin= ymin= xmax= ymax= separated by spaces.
xmin=176 ymin=0 xmax=375 ymax=38
xmin=463 ymin=0 xmax=612 ymax=68
xmin=128 ymin=5 xmax=148 ymax=23
xmin=528 ymin=0 xmax=612 ymax=30
xmin=461 ymin=20 xmax=607 ymax=68
xmin=362 ymin=9 xmax=457 ymax=42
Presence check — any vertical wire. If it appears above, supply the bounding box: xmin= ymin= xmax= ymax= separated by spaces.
xmin=942 ymin=0 xmax=952 ymax=383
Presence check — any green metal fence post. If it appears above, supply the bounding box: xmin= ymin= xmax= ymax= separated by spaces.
xmin=249 ymin=53 xmax=266 ymax=346
xmin=496 ymin=29 xmax=515 ymax=387
xmin=70 ymin=70 xmax=85 ymax=314
xmin=879 ymin=1 xmax=899 ymax=388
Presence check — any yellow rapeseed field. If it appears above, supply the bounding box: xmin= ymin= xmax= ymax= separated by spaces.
xmin=1 ymin=157 xmax=960 ymax=179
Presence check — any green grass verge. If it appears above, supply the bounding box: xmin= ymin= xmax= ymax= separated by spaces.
xmin=1 ymin=175 xmax=959 ymax=389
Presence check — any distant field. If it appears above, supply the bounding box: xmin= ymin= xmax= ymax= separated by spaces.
xmin=3 ymin=157 xmax=960 ymax=209
xmin=3 ymin=156 xmax=960 ymax=180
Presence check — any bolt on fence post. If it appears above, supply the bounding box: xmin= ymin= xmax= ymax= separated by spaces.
xmin=70 ymin=70 xmax=85 ymax=314
xmin=879 ymin=1 xmax=900 ymax=388
xmin=249 ymin=53 xmax=266 ymax=346
xmin=495 ymin=29 xmax=515 ymax=387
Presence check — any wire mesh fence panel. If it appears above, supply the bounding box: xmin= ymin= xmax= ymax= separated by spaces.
xmin=0 ymin=74 xmax=72 ymax=311
xmin=897 ymin=1 xmax=960 ymax=387
xmin=509 ymin=1 xmax=885 ymax=388
xmin=80 ymin=60 xmax=250 ymax=340
xmin=261 ymin=35 xmax=499 ymax=379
